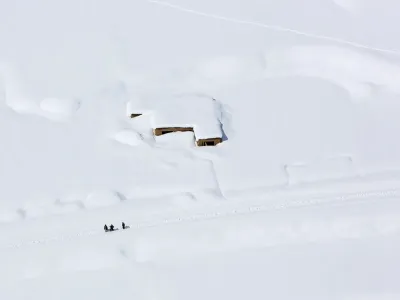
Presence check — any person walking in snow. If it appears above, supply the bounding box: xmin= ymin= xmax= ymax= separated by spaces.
xmin=109 ymin=224 xmax=115 ymax=231
xmin=104 ymin=224 xmax=108 ymax=232
xmin=122 ymin=222 xmax=126 ymax=229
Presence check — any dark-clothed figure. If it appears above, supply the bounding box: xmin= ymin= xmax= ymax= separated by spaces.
xmin=110 ymin=224 xmax=115 ymax=231
xmin=104 ymin=224 xmax=108 ymax=232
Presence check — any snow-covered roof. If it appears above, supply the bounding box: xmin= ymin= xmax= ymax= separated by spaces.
xmin=149 ymin=94 xmax=222 ymax=140
xmin=127 ymin=93 xmax=222 ymax=140
xmin=126 ymin=97 xmax=152 ymax=116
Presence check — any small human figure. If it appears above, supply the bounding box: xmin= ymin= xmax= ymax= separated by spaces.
xmin=110 ymin=224 xmax=115 ymax=231
xmin=104 ymin=224 xmax=108 ymax=232
xmin=122 ymin=222 xmax=126 ymax=229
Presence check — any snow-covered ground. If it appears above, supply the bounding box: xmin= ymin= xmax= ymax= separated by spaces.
xmin=1 ymin=0 xmax=400 ymax=299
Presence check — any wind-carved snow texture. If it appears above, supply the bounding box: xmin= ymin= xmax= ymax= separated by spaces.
xmin=264 ymin=45 xmax=400 ymax=99
xmin=1 ymin=0 xmax=400 ymax=298
xmin=0 ymin=47 xmax=399 ymax=223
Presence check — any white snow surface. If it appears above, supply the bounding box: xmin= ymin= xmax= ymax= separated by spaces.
xmin=1 ymin=0 xmax=400 ymax=299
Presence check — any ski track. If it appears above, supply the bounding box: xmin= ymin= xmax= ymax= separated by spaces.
xmin=146 ymin=0 xmax=400 ymax=56
xmin=1 ymin=188 xmax=398 ymax=251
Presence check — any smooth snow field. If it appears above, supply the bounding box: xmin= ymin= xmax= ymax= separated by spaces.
xmin=1 ymin=0 xmax=400 ymax=299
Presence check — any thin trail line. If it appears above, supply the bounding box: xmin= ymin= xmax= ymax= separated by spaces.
xmin=1 ymin=188 xmax=398 ymax=250
xmin=146 ymin=0 xmax=400 ymax=56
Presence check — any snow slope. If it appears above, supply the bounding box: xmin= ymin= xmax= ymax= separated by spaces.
xmin=1 ymin=179 xmax=400 ymax=300
xmin=1 ymin=0 xmax=400 ymax=299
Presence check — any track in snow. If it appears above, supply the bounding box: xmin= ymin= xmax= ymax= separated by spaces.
xmin=1 ymin=187 xmax=398 ymax=251
xmin=146 ymin=0 xmax=400 ymax=56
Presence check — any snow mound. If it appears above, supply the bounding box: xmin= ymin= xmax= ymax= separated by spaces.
xmin=265 ymin=45 xmax=400 ymax=99
xmin=0 ymin=63 xmax=37 ymax=113
xmin=4 ymin=89 xmax=36 ymax=114
xmin=83 ymin=190 xmax=124 ymax=209
xmin=114 ymin=129 xmax=144 ymax=147
xmin=285 ymin=155 xmax=355 ymax=185
xmin=40 ymin=97 xmax=81 ymax=118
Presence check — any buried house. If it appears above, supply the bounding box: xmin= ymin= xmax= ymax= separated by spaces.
xmin=147 ymin=95 xmax=223 ymax=147
xmin=126 ymin=101 xmax=145 ymax=118
xmin=196 ymin=136 xmax=222 ymax=147
xmin=126 ymin=94 xmax=224 ymax=146
xmin=153 ymin=126 xmax=222 ymax=146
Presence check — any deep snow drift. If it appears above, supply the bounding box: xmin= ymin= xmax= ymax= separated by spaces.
xmin=1 ymin=0 xmax=400 ymax=299
xmin=1 ymin=0 xmax=400 ymax=218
